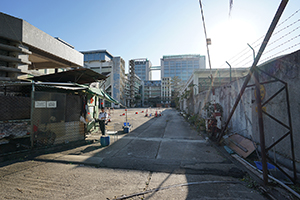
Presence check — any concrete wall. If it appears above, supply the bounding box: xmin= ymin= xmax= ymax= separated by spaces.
xmin=0 ymin=12 xmax=83 ymax=67
xmin=253 ymin=51 xmax=300 ymax=162
xmin=0 ymin=12 xmax=22 ymax=42
xmin=182 ymin=49 xmax=300 ymax=164
xmin=22 ymin=21 xmax=83 ymax=67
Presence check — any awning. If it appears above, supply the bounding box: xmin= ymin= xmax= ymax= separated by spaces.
xmin=0 ymin=81 xmax=122 ymax=106
xmin=42 ymin=83 xmax=121 ymax=105
xmin=28 ymin=68 xmax=108 ymax=84
xmin=87 ymin=87 xmax=121 ymax=105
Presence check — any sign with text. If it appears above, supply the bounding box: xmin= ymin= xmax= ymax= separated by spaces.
xmin=35 ymin=101 xmax=57 ymax=108
xmin=35 ymin=101 xmax=46 ymax=108
xmin=47 ymin=101 xmax=57 ymax=108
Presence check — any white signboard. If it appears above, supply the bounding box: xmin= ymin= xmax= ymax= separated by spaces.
xmin=35 ymin=101 xmax=57 ymax=108
xmin=47 ymin=101 xmax=57 ymax=108
xmin=35 ymin=101 xmax=46 ymax=108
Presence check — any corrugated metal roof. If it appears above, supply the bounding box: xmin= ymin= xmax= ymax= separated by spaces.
xmin=29 ymin=68 xmax=107 ymax=84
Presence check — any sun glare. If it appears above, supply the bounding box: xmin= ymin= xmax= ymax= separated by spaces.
xmin=210 ymin=19 xmax=257 ymax=68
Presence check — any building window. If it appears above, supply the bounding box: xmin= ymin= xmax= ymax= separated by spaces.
xmin=88 ymin=54 xmax=94 ymax=61
xmin=95 ymin=53 xmax=100 ymax=60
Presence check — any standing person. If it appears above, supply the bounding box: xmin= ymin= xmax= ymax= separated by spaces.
xmin=98 ymin=107 xmax=108 ymax=135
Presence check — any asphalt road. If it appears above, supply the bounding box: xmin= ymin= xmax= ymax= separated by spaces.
xmin=0 ymin=108 xmax=271 ymax=199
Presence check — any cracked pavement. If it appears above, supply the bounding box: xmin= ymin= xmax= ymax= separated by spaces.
xmin=0 ymin=108 xmax=270 ymax=199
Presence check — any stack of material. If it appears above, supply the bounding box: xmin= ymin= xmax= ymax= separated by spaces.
xmin=0 ymin=122 xmax=29 ymax=139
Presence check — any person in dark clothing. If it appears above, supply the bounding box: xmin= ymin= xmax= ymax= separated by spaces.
xmin=98 ymin=107 xmax=108 ymax=135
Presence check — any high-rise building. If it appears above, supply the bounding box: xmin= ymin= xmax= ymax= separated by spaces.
xmin=160 ymin=54 xmax=206 ymax=82
xmin=131 ymin=58 xmax=152 ymax=81
xmin=161 ymin=77 xmax=172 ymax=106
xmin=144 ymin=80 xmax=161 ymax=107
xmin=82 ymin=50 xmax=125 ymax=107
xmin=125 ymin=73 xmax=143 ymax=107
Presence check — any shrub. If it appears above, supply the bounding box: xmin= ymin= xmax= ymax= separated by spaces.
xmin=188 ymin=114 xmax=198 ymax=125
xmin=203 ymin=101 xmax=223 ymax=118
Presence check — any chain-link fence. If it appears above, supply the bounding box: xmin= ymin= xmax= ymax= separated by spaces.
xmin=32 ymin=85 xmax=85 ymax=147
xmin=0 ymin=82 xmax=87 ymax=156
xmin=0 ymin=82 xmax=32 ymax=154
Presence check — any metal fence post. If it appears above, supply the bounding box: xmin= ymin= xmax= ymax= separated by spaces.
xmin=30 ymin=82 xmax=35 ymax=148
xmin=218 ymin=0 xmax=289 ymax=143
xmin=254 ymin=68 xmax=268 ymax=184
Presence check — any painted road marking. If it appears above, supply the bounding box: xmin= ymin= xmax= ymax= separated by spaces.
xmin=123 ymin=136 xmax=206 ymax=143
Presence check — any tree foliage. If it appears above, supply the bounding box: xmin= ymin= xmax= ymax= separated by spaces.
xmin=170 ymin=76 xmax=183 ymax=108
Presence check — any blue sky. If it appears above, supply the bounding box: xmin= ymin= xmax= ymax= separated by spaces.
xmin=1 ymin=0 xmax=300 ymax=80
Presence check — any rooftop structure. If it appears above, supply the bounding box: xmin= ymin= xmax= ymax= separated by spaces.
xmin=181 ymin=68 xmax=250 ymax=96
xmin=0 ymin=12 xmax=83 ymax=81
xmin=82 ymin=50 xmax=126 ymax=107
xmin=130 ymin=58 xmax=152 ymax=81
xmin=161 ymin=54 xmax=205 ymax=82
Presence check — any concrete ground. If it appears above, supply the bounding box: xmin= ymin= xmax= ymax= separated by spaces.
xmin=0 ymin=108 xmax=294 ymax=199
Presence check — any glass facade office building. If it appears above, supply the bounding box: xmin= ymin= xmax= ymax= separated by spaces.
xmin=161 ymin=54 xmax=206 ymax=82
xmin=81 ymin=50 xmax=126 ymax=107
xmin=144 ymin=80 xmax=161 ymax=107
xmin=132 ymin=59 xmax=152 ymax=81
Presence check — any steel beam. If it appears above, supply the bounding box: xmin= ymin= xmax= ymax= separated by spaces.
xmin=217 ymin=0 xmax=288 ymax=141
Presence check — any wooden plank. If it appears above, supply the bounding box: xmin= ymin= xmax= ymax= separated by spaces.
xmin=226 ymin=134 xmax=256 ymax=158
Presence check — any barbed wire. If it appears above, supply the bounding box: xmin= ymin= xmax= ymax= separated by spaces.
xmin=217 ymin=8 xmax=300 ymax=68
xmin=267 ymin=25 xmax=300 ymax=47
xmin=260 ymin=42 xmax=300 ymax=63
xmin=229 ymin=21 xmax=300 ymax=67
xmin=236 ymin=29 xmax=300 ymax=68
xmin=272 ymin=18 xmax=300 ymax=37
xmin=234 ymin=53 xmax=253 ymax=68
xmin=276 ymin=8 xmax=300 ymax=28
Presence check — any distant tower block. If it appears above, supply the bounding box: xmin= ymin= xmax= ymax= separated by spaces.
xmin=129 ymin=59 xmax=135 ymax=107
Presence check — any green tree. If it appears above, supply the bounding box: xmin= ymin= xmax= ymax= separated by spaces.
xmin=170 ymin=76 xmax=183 ymax=108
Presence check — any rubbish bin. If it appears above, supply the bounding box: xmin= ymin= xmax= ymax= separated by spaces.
xmin=123 ymin=122 xmax=131 ymax=133
xmin=100 ymin=135 xmax=110 ymax=147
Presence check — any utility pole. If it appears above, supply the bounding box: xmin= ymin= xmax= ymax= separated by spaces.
xmin=199 ymin=0 xmax=216 ymax=111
